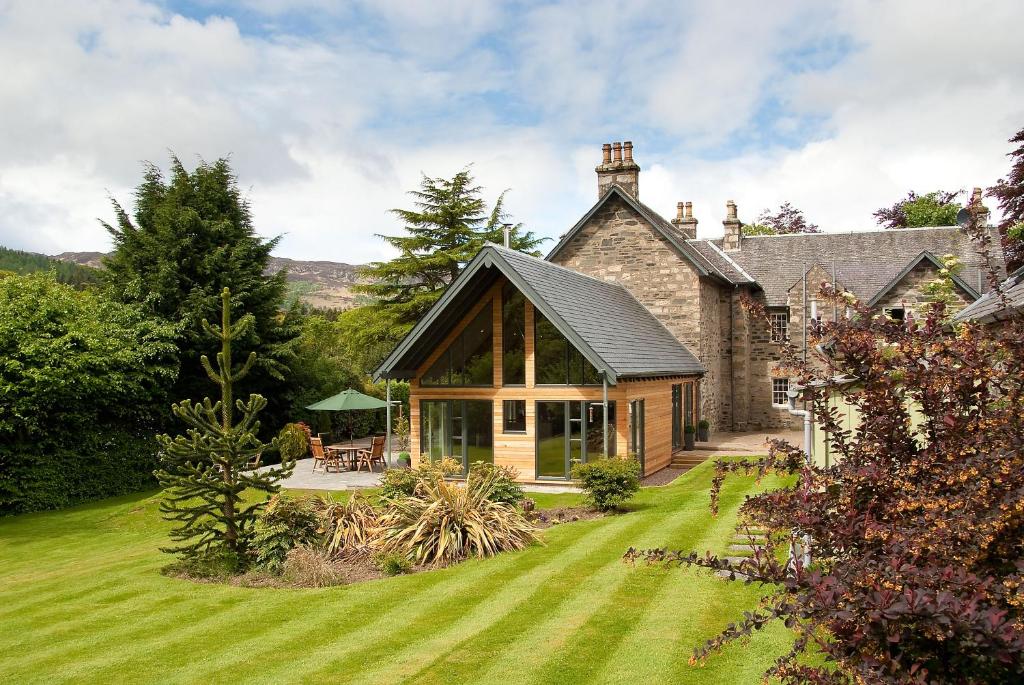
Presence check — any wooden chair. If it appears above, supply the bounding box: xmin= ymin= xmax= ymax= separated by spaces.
xmin=311 ymin=438 xmax=327 ymax=473
xmin=356 ymin=436 xmax=386 ymax=472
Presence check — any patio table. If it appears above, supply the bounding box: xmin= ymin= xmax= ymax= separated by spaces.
xmin=328 ymin=440 xmax=371 ymax=470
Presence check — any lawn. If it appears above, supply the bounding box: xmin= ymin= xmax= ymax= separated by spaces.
xmin=0 ymin=461 xmax=792 ymax=684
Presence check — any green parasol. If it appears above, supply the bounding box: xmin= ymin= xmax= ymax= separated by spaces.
xmin=306 ymin=389 xmax=388 ymax=444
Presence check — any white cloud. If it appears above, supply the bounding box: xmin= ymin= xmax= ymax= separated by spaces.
xmin=1 ymin=0 xmax=1023 ymax=261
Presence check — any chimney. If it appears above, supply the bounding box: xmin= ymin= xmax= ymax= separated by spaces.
xmin=671 ymin=200 xmax=699 ymax=239
xmin=595 ymin=139 xmax=640 ymax=199
xmin=969 ymin=186 xmax=990 ymax=224
xmin=722 ymin=200 xmax=742 ymax=251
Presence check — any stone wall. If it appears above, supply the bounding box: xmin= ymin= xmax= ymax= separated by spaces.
xmin=550 ymin=193 xmax=729 ymax=430
xmin=873 ymin=260 xmax=974 ymax=315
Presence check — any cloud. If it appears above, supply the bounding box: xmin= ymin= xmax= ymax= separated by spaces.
xmin=1 ymin=0 xmax=1023 ymax=261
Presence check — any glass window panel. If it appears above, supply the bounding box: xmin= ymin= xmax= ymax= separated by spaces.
xmin=568 ymin=402 xmax=583 ymax=469
xmin=534 ymin=312 xmax=567 ymax=384
xmin=583 ymin=357 xmax=600 ymax=385
xmin=585 ymin=401 xmax=616 ymax=458
xmin=421 ymin=400 xmax=449 ymax=461
xmin=460 ymin=306 xmax=493 ymax=385
xmin=464 ymin=400 xmax=493 ymax=466
xmin=503 ymin=399 xmax=526 ymax=433
xmin=422 ymin=350 xmax=450 ymax=386
xmin=536 ymin=401 xmax=566 ymax=478
xmin=502 ymin=283 xmax=526 ymax=385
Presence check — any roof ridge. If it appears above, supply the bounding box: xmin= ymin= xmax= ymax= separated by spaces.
xmin=728 ymin=225 xmax=972 ymax=240
xmin=486 ymin=242 xmax=633 ymax=294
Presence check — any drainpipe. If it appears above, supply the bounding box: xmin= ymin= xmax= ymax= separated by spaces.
xmin=786 ymin=387 xmax=812 ymax=568
xmin=385 ymin=378 xmax=392 ymax=467
xmin=602 ymin=373 xmax=609 ymax=458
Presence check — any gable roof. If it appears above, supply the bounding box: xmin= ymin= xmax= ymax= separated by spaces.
xmin=866 ymin=250 xmax=979 ymax=306
xmin=373 ymin=243 xmax=704 ymax=384
xmin=545 ymin=185 xmax=734 ymax=283
xmin=704 ymin=226 xmax=1000 ymax=307
xmin=953 ymin=266 xmax=1024 ymax=323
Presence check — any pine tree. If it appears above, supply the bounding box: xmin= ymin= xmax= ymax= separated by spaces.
xmin=356 ymin=169 xmax=545 ymax=334
xmin=102 ymin=157 xmax=296 ymax=419
xmin=989 ymin=125 xmax=1024 ymax=272
xmin=155 ymin=288 xmax=294 ymax=569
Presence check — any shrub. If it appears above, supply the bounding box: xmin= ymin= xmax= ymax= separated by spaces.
xmin=377 ymin=467 xmax=541 ymax=567
xmin=393 ymin=415 xmax=410 ymax=451
xmin=281 ymin=546 xmax=343 ymax=588
xmin=319 ymin=494 xmax=380 ymax=558
xmin=571 ymin=457 xmax=641 ymax=512
xmin=251 ymin=494 xmax=323 ymax=573
xmin=277 ymin=423 xmax=310 ymax=462
xmin=397 ymin=451 xmax=412 ymax=467
xmin=163 ymin=547 xmax=243 ymax=580
xmin=373 ymin=551 xmax=413 ymax=576
xmin=467 ymin=461 xmax=524 ymax=507
xmin=379 ymin=468 xmax=420 ymax=500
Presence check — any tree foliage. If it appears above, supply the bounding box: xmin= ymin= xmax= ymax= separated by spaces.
xmin=0 ymin=246 xmax=99 ymax=286
xmin=743 ymin=202 xmax=821 ymax=236
xmin=0 ymin=272 xmax=177 ymax=513
xmin=626 ymin=210 xmax=1024 ymax=683
xmin=156 ymin=288 xmax=294 ymax=567
xmin=989 ymin=125 xmax=1024 ymax=272
xmin=874 ymin=190 xmax=962 ymax=230
xmin=102 ymin=156 xmax=296 ymax=417
xmin=355 ymin=169 xmax=545 ymax=340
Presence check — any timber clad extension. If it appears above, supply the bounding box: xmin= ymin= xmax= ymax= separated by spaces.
xmin=374 ymin=140 xmax=1005 ymax=481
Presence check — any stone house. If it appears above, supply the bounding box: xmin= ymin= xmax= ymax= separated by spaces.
xmin=373 ymin=141 xmax=1002 ymax=481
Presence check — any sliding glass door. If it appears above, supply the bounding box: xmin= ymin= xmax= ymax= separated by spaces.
xmin=420 ymin=399 xmax=493 ymax=474
xmin=536 ymin=400 xmax=615 ymax=480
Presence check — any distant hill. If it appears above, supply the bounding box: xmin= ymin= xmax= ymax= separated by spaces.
xmin=0 ymin=246 xmax=100 ymax=286
xmin=52 ymin=251 xmax=369 ymax=310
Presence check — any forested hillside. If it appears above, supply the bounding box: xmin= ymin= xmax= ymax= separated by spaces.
xmin=0 ymin=246 xmax=99 ymax=286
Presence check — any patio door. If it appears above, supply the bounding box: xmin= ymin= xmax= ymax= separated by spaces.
xmin=629 ymin=399 xmax=645 ymax=474
xmin=536 ymin=400 xmax=615 ymax=480
xmin=420 ymin=399 xmax=493 ymax=474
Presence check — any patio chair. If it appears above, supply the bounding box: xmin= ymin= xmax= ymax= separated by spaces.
xmin=310 ymin=438 xmax=328 ymax=473
xmin=355 ymin=435 xmax=386 ymax=473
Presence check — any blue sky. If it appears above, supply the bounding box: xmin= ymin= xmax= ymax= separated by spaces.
xmin=1 ymin=0 xmax=1023 ymax=263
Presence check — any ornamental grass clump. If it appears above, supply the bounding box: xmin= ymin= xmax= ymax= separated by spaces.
xmin=318 ymin=493 xmax=381 ymax=559
xmin=377 ymin=466 xmax=541 ymax=567
xmin=625 ymin=207 xmax=1024 ymax=684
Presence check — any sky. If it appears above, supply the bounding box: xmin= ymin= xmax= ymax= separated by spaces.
xmin=1 ymin=0 xmax=1023 ymax=264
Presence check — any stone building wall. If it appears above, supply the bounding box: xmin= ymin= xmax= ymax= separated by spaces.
xmin=549 ymin=192 xmax=731 ymax=430
xmin=873 ymin=260 xmax=974 ymax=315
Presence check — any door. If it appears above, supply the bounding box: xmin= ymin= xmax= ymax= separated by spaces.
xmin=537 ymin=401 xmax=615 ymax=479
xmin=671 ymin=384 xmax=682 ymax=450
xmin=629 ymin=399 xmax=645 ymax=474
xmin=420 ymin=399 xmax=493 ymax=474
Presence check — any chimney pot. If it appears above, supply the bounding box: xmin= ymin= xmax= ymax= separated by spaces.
xmin=672 ymin=199 xmax=698 ymax=239
xmin=612 ymin=142 xmax=623 ymax=163
xmin=675 ymin=201 xmax=684 ymax=220
xmin=595 ymin=139 xmax=639 ymax=199
xmin=684 ymin=201 xmax=693 ymax=219
xmin=623 ymin=141 xmax=634 ymax=163
xmin=723 ymin=200 xmax=742 ymax=251
xmin=601 ymin=143 xmax=612 ymax=165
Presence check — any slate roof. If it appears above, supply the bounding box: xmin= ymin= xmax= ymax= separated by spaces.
xmin=373 ymin=243 xmax=704 ymax=384
xmin=953 ymin=266 xmax=1024 ymax=323
xmin=705 ymin=227 xmax=999 ymax=306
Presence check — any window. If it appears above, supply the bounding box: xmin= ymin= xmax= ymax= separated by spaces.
xmin=502 ymin=283 xmax=526 ymax=385
xmin=884 ymin=307 xmax=905 ymax=322
xmin=772 ymin=378 xmax=790 ymax=406
xmin=421 ymin=305 xmax=493 ymax=386
xmin=536 ymin=400 xmax=616 ymax=479
xmin=502 ymin=399 xmax=526 ymax=433
xmin=534 ymin=311 xmax=600 ymax=385
xmin=769 ymin=310 xmax=789 ymax=342
xmin=629 ymin=399 xmax=645 ymax=472
xmin=420 ymin=399 xmax=493 ymax=473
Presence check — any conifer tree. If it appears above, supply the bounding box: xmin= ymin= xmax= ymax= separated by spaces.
xmin=156 ymin=288 xmax=294 ymax=568
xmin=356 ymin=169 xmax=544 ymax=334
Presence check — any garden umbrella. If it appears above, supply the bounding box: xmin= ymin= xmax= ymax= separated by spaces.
xmin=305 ymin=389 xmax=388 ymax=445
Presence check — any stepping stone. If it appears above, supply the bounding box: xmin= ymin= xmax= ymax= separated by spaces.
xmin=728 ymin=544 xmax=759 ymax=552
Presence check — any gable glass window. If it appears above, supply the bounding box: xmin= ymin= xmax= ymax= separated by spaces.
xmin=769 ymin=310 xmax=789 ymax=342
xmin=502 ymin=282 xmax=526 ymax=385
xmin=502 ymin=399 xmax=526 ymax=433
xmin=772 ymin=378 xmax=790 ymax=406
xmin=534 ymin=311 xmax=600 ymax=385
xmin=422 ymin=304 xmax=493 ymax=386
xmin=420 ymin=399 xmax=493 ymax=474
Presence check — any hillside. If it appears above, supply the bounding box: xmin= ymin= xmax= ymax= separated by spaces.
xmin=52 ymin=251 xmax=368 ymax=310
xmin=0 ymin=246 xmax=100 ymax=286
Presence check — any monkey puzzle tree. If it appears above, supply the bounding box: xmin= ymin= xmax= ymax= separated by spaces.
xmin=156 ymin=288 xmax=295 ymax=570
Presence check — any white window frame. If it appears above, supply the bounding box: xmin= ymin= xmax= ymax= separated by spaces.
xmin=769 ymin=310 xmax=789 ymax=343
xmin=771 ymin=378 xmax=790 ymax=407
